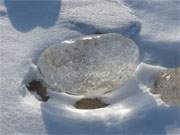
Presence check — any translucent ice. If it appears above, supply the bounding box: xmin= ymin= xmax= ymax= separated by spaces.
xmin=37 ymin=33 xmax=139 ymax=96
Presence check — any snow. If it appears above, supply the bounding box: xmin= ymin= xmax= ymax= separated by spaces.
xmin=0 ymin=0 xmax=179 ymax=134
xmin=119 ymin=0 xmax=180 ymax=68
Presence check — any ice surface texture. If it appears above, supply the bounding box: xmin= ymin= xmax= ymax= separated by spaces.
xmin=152 ymin=68 xmax=180 ymax=105
xmin=38 ymin=33 xmax=139 ymax=95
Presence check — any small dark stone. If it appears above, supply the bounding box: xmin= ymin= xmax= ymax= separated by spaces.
xmin=0 ymin=11 xmax=7 ymax=16
xmin=74 ymin=98 xmax=109 ymax=109
xmin=26 ymin=80 xmax=49 ymax=102
xmin=94 ymin=31 xmax=104 ymax=34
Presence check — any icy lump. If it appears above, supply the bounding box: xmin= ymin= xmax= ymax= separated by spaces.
xmin=37 ymin=33 xmax=139 ymax=96
xmin=153 ymin=68 xmax=180 ymax=105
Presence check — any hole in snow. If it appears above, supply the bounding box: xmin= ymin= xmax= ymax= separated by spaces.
xmin=0 ymin=11 xmax=7 ymax=16
xmin=26 ymin=80 xmax=49 ymax=102
xmin=74 ymin=98 xmax=109 ymax=109
xmin=94 ymin=31 xmax=104 ymax=34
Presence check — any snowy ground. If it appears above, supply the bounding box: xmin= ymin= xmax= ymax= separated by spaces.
xmin=0 ymin=0 xmax=179 ymax=134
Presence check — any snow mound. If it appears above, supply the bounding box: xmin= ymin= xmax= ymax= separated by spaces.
xmin=61 ymin=0 xmax=141 ymax=37
xmin=37 ymin=33 xmax=139 ymax=96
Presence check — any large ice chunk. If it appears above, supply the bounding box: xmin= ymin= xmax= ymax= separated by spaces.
xmin=37 ymin=33 xmax=139 ymax=95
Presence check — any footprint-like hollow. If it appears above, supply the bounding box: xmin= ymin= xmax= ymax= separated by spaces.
xmin=37 ymin=33 xmax=139 ymax=96
xmin=74 ymin=98 xmax=109 ymax=109
xmin=26 ymin=80 xmax=49 ymax=102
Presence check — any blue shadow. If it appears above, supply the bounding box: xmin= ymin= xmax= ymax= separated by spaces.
xmin=121 ymin=106 xmax=180 ymax=134
xmin=133 ymin=35 xmax=180 ymax=68
xmin=5 ymin=0 xmax=61 ymax=32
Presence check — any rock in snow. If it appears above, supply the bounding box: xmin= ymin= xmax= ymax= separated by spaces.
xmin=26 ymin=80 xmax=49 ymax=102
xmin=74 ymin=98 xmax=109 ymax=109
xmin=37 ymin=33 xmax=139 ymax=96
xmin=152 ymin=68 xmax=180 ymax=105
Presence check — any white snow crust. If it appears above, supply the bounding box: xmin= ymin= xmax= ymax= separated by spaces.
xmin=0 ymin=0 xmax=179 ymax=134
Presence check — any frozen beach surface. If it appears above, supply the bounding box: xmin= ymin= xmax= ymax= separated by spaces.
xmin=0 ymin=0 xmax=179 ymax=134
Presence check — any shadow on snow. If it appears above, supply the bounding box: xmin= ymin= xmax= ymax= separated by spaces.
xmin=5 ymin=0 xmax=61 ymax=32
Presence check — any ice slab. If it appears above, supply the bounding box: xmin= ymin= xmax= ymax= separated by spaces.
xmin=37 ymin=33 xmax=139 ymax=96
